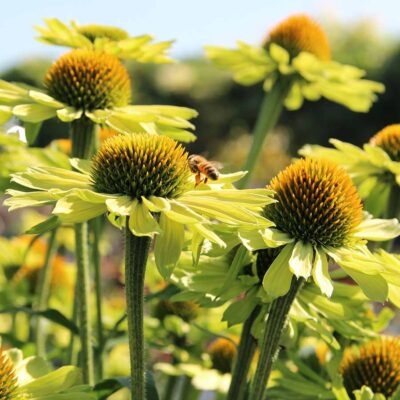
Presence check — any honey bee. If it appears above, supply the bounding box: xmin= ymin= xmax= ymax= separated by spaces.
xmin=188 ymin=154 xmax=221 ymax=186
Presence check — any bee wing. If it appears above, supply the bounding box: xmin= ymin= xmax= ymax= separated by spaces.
xmin=209 ymin=161 xmax=223 ymax=169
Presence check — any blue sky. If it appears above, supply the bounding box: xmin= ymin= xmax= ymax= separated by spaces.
xmin=0 ymin=0 xmax=398 ymax=70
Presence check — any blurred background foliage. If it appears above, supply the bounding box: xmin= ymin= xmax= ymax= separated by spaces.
xmin=2 ymin=16 xmax=399 ymax=187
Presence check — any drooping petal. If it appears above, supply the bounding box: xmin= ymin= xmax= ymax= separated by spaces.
xmin=128 ymin=200 xmax=161 ymax=237
xmin=289 ymin=241 xmax=314 ymax=279
xmin=154 ymin=213 xmax=185 ymax=278
xmin=13 ymin=104 xmax=57 ymax=123
xmin=312 ymin=248 xmax=333 ymax=297
xmin=262 ymin=243 xmax=295 ymax=298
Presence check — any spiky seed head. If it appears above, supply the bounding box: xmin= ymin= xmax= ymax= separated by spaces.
xmin=91 ymin=134 xmax=191 ymax=199
xmin=266 ymin=14 xmax=331 ymax=61
xmin=0 ymin=348 xmax=18 ymax=399
xmin=77 ymin=24 xmax=129 ymax=42
xmin=264 ymin=158 xmax=363 ymax=247
xmin=340 ymin=337 xmax=400 ymax=398
xmin=370 ymin=124 xmax=400 ymax=162
xmin=44 ymin=49 xmax=131 ymax=111
xmin=208 ymin=338 xmax=237 ymax=374
xmin=154 ymin=300 xmax=199 ymax=322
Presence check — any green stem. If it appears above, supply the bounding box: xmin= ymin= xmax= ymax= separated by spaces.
xmin=67 ymin=283 xmax=79 ymax=365
xmin=178 ymin=376 xmax=196 ymax=400
xmin=125 ymin=223 xmax=152 ymax=400
xmin=249 ymin=278 xmax=303 ymax=400
xmin=163 ymin=375 xmax=178 ymax=400
xmin=75 ymin=223 xmax=94 ymax=385
xmin=70 ymin=116 xmax=96 ymax=159
xmin=227 ymin=305 xmax=261 ymax=400
xmin=33 ymin=229 xmax=57 ymax=357
xmin=92 ymin=218 xmax=104 ymax=380
xmin=238 ymin=78 xmax=292 ymax=189
xmin=70 ymin=117 xmax=96 ymax=384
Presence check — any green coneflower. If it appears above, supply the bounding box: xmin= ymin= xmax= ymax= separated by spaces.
xmin=244 ymin=158 xmax=400 ymax=400
xmin=0 ymin=53 xmax=197 ymax=144
xmin=209 ymin=338 xmax=238 ymax=374
xmin=5 ymin=133 xmax=274 ymax=400
xmin=35 ymin=18 xmax=174 ymax=63
xmin=44 ymin=49 xmax=131 ymax=111
xmin=0 ymin=348 xmax=18 ymax=399
xmin=205 ymin=13 xmax=383 ymax=188
xmin=300 ymin=124 xmax=400 ymax=218
xmin=340 ymin=337 xmax=400 ymax=398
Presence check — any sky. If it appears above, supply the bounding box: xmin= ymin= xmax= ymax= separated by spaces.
xmin=0 ymin=0 xmax=399 ymax=70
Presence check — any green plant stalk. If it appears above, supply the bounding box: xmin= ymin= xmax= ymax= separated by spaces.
xmin=92 ymin=217 xmax=104 ymax=380
xmin=70 ymin=117 xmax=96 ymax=385
xmin=163 ymin=375 xmax=178 ymax=400
xmin=178 ymin=376 xmax=198 ymax=400
xmin=238 ymin=78 xmax=292 ymax=189
xmin=125 ymin=223 xmax=152 ymax=400
xmin=74 ymin=222 xmax=94 ymax=385
xmin=33 ymin=229 xmax=58 ymax=357
xmin=67 ymin=284 xmax=79 ymax=365
xmin=249 ymin=278 xmax=303 ymax=400
xmin=227 ymin=305 xmax=261 ymax=400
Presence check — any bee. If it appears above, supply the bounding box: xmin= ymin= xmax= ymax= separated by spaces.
xmin=188 ymin=154 xmax=221 ymax=186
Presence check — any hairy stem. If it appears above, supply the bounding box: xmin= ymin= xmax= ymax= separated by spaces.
xmin=74 ymin=222 xmax=94 ymax=385
xmin=70 ymin=117 xmax=96 ymax=384
xmin=227 ymin=305 xmax=261 ymax=400
xmin=249 ymin=278 xmax=303 ymax=400
xmin=238 ymin=78 xmax=292 ymax=189
xmin=33 ymin=229 xmax=57 ymax=357
xmin=125 ymin=223 xmax=152 ymax=400
xmin=92 ymin=217 xmax=104 ymax=380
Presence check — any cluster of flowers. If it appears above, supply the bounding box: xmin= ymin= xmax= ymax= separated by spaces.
xmin=0 ymin=12 xmax=399 ymax=400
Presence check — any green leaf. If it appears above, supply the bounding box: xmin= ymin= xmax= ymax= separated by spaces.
xmin=0 ymin=307 xmax=79 ymax=334
xmin=26 ymin=216 xmax=61 ymax=234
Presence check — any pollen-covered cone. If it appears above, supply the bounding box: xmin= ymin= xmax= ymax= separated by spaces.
xmin=266 ymin=14 xmax=330 ymax=61
xmin=35 ymin=18 xmax=174 ymax=63
xmin=300 ymin=124 xmax=400 ymax=217
xmin=205 ymin=13 xmax=384 ymax=112
xmin=45 ymin=49 xmax=131 ymax=111
xmin=5 ymin=133 xmax=274 ymax=278
xmin=238 ymin=158 xmax=400 ymax=301
xmin=0 ymin=348 xmax=18 ymax=399
xmin=340 ymin=337 xmax=400 ymax=398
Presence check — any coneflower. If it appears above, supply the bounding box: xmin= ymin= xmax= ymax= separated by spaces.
xmin=340 ymin=337 xmax=400 ymax=398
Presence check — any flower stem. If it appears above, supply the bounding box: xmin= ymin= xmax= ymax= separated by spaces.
xmin=33 ymin=229 xmax=57 ymax=357
xmin=67 ymin=283 xmax=79 ymax=365
xmin=74 ymin=222 xmax=95 ymax=385
xmin=70 ymin=117 xmax=96 ymax=385
xmin=92 ymin=217 xmax=104 ymax=380
xmin=238 ymin=78 xmax=292 ymax=189
xmin=163 ymin=375 xmax=178 ymax=400
xmin=226 ymin=305 xmax=261 ymax=400
xmin=249 ymin=278 xmax=303 ymax=400
xmin=125 ymin=223 xmax=152 ymax=400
